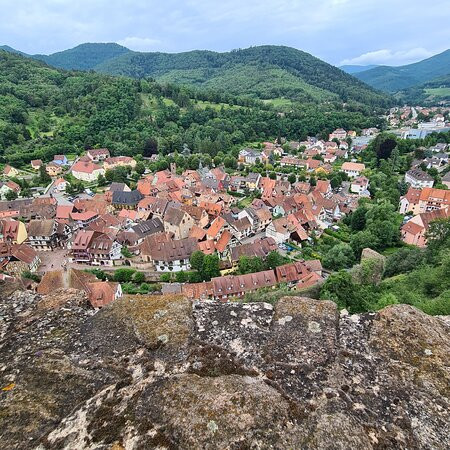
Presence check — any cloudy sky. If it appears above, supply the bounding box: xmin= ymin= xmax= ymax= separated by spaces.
xmin=1 ymin=0 xmax=449 ymax=66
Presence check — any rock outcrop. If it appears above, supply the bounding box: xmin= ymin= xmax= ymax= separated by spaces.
xmin=0 ymin=288 xmax=449 ymax=449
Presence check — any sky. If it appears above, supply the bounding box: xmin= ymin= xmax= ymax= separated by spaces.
xmin=1 ymin=0 xmax=449 ymax=66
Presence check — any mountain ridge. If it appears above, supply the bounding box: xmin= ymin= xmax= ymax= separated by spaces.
xmin=0 ymin=43 xmax=391 ymax=107
xmin=340 ymin=64 xmax=379 ymax=74
xmin=354 ymin=49 xmax=450 ymax=92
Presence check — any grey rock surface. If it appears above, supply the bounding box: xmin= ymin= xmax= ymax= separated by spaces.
xmin=0 ymin=289 xmax=449 ymax=449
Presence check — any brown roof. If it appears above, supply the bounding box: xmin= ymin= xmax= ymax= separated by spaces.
xmin=182 ymin=281 xmax=214 ymax=300
xmin=164 ymin=207 xmax=189 ymax=227
xmin=275 ymin=261 xmax=312 ymax=284
xmin=27 ymin=219 xmax=56 ymax=237
xmin=0 ymin=243 xmax=39 ymax=265
xmin=207 ymin=216 xmax=226 ymax=238
xmin=230 ymin=237 xmax=277 ymax=262
xmin=88 ymin=281 xmax=118 ymax=308
xmin=212 ymin=270 xmax=277 ymax=297
xmin=215 ymin=230 xmax=232 ymax=253
xmin=147 ymin=237 xmax=198 ymax=262
xmin=198 ymin=240 xmax=216 ymax=255
xmin=72 ymin=161 xmax=102 ymax=174
xmin=189 ymin=225 xmax=207 ymax=241
xmin=342 ymin=162 xmax=365 ymax=172
xmin=139 ymin=232 xmax=172 ymax=256
xmin=87 ymin=148 xmax=110 ymax=156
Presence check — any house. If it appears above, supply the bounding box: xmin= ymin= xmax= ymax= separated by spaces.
xmin=111 ymin=190 xmax=144 ymax=210
xmin=266 ymin=217 xmax=295 ymax=244
xmin=207 ymin=216 xmax=227 ymax=242
xmin=70 ymin=230 xmax=122 ymax=266
xmin=399 ymin=187 xmax=422 ymax=215
xmin=238 ymin=148 xmax=262 ymax=165
xmin=86 ymin=148 xmax=110 ymax=162
xmin=329 ymin=128 xmax=347 ymax=141
xmin=405 ymin=169 xmax=434 ymax=188
xmin=138 ymin=197 xmax=169 ymax=218
xmin=323 ymin=153 xmax=337 ymax=164
xmin=0 ymin=219 xmax=28 ymax=244
xmin=280 ymin=156 xmax=305 ymax=167
xmin=401 ymin=208 xmax=449 ymax=247
xmin=442 ymin=172 xmax=450 ymax=189
xmin=109 ymin=182 xmax=131 ymax=193
xmin=0 ymin=243 xmax=41 ymax=274
xmin=53 ymin=155 xmax=69 ymax=166
xmin=56 ymin=205 xmax=74 ymax=223
xmin=230 ymin=237 xmax=277 ymax=264
xmin=86 ymin=281 xmax=123 ymax=308
xmin=350 ymin=176 xmax=370 ymax=195
xmin=88 ymin=233 xmax=123 ymax=266
xmin=275 ymin=260 xmax=322 ymax=285
xmin=70 ymin=211 xmax=99 ymax=228
xmin=0 ymin=181 xmax=20 ymax=200
xmin=180 ymin=205 xmax=209 ymax=228
xmin=104 ymin=156 xmax=137 ymax=171
xmin=46 ymin=162 xmax=64 ymax=177
xmin=416 ymin=187 xmax=450 ymax=213
xmin=163 ymin=207 xmax=195 ymax=240
xmin=31 ymin=159 xmax=43 ymax=170
xmin=245 ymin=173 xmax=261 ymax=191
xmin=131 ymin=218 xmax=164 ymax=242
xmin=182 ymin=281 xmax=214 ymax=300
xmin=54 ymin=178 xmax=68 ymax=192
xmin=341 ymin=162 xmax=365 ymax=178
xmin=27 ymin=219 xmax=68 ymax=251
xmin=144 ymin=237 xmax=198 ymax=272
xmin=211 ymin=270 xmax=277 ymax=300
xmin=230 ymin=217 xmax=253 ymax=240
xmin=315 ymin=180 xmax=331 ymax=195
xmin=72 ymin=161 xmax=105 ymax=182
xmin=3 ymin=165 xmax=19 ymax=178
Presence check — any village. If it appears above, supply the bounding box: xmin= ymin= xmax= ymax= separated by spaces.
xmin=0 ymin=118 xmax=449 ymax=308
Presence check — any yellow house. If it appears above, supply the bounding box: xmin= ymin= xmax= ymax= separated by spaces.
xmin=104 ymin=156 xmax=136 ymax=171
xmin=3 ymin=165 xmax=19 ymax=178
xmin=244 ymin=173 xmax=261 ymax=191
xmin=46 ymin=162 xmax=64 ymax=177
xmin=0 ymin=219 xmax=28 ymax=244
xmin=315 ymin=166 xmax=331 ymax=175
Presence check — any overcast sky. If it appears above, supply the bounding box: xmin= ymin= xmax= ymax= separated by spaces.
xmin=1 ymin=0 xmax=449 ymax=66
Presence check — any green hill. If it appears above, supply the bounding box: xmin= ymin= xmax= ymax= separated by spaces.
xmin=355 ymin=49 xmax=450 ymax=93
xmin=1 ymin=43 xmax=391 ymax=107
xmin=340 ymin=64 xmax=379 ymax=74
xmin=0 ymin=50 xmax=385 ymax=167
xmin=33 ymin=43 xmax=132 ymax=71
xmin=95 ymin=45 xmax=390 ymax=107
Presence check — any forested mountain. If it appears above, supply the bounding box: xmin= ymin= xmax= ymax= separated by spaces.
xmin=397 ymin=73 xmax=450 ymax=105
xmin=355 ymin=49 xmax=450 ymax=92
xmin=0 ymin=43 xmax=131 ymax=71
xmin=0 ymin=44 xmax=391 ymax=107
xmin=0 ymin=50 xmax=385 ymax=166
xmin=340 ymin=64 xmax=379 ymax=74
xmin=95 ymin=45 xmax=390 ymax=106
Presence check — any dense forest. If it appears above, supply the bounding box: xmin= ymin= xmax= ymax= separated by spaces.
xmin=1 ymin=44 xmax=392 ymax=107
xmin=0 ymin=50 xmax=386 ymax=166
xmin=355 ymin=49 xmax=450 ymax=93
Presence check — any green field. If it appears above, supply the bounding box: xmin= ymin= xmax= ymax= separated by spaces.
xmin=262 ymin=98 xmax=294 ymax=109
xmin=425 ymin=87 xmax=450 ymax=97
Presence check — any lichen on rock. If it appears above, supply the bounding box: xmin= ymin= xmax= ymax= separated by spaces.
xmin=0 ymin=289 xmax=449 ymax=449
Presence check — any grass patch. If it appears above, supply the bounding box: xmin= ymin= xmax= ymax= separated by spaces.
xmin=425 ymin=87 xmax=450 ymax=97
